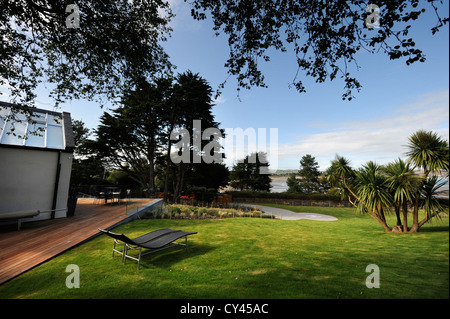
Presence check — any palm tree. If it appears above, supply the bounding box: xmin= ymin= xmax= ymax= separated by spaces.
xmin=383 ymin=159 xmax=423 ymax=232
xmin=406 ymin=130 xmax=449 ymax=178
xmin=417 ymin=176 xmax=449 ymax=229
xmin=355 ymin=162 xmax=393 ymax=232
xmin=326 ymin=155 xmax=359 ymax=206
xmin=406 ymin=130 xmax=449 ymax=232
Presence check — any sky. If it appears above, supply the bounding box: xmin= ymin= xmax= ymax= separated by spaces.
xmin=4 ymin=0 xmax=450 ymax=172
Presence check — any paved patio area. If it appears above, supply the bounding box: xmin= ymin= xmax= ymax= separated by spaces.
xmin=0 ymin=198 xmax=161 ymax=285
xmin=238 ymin=204 xmax=338 ymax=221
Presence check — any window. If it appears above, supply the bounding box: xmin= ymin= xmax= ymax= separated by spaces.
xmin=46 ymin=124 xmax=64 ymax=149
xmin=25 ymin=123 xmax=46 ymax=147
xmin=0 ymin=107 xmax=66 ymax=150
xmin=0 ymin=109 xmax=28 ymax=145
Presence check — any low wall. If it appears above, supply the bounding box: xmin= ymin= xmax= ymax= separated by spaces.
xmin=126 ymin=199 xmax=164 ymax=219
xmin=233 ymin=197 xmax=353 ymax=208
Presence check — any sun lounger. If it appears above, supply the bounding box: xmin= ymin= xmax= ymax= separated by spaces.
xmin=98 ymin=228 xmax=197 ymax=269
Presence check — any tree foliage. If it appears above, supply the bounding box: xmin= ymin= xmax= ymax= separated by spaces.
xmin=383 ymin=158 xmax=423 ymax=231
xmin=168 ymin=71 xmax=224 ymax=202
xmin=93 ymin=71 xmax=225 ymax=200
xmin=70 ymin=119 xmax=106 ymax=191
xmin=230 ymin=152 xmax=272 ymax=191
xmin=325 ymin=154 xmax=358 ymax=205
xmin=405 ymin=130 xmax=449 ymax=177
xmin=287 ymin=154 xmax=322 ymax=193
xmin=1 ymin=0 xmax=173 ymax=108
xmin=189 ymin=0 xmax=448 ymax=99
xmin=95 ymin=79 xmax=171 ymax=193
xmin=355 ymin=161 xmax=394 ymax=232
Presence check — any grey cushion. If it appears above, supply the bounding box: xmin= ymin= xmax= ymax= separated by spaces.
xmin=0 ymin=210 xmax=40 ymax=219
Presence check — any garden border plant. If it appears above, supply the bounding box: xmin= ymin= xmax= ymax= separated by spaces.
xmin=144 ymin=203 xmax=275 ymax=220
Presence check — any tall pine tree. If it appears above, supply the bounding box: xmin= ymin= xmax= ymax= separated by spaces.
xmin=287 ymin=154 xmax=321 ymax=193
xmin=230 ymin=152 xmax=271 ymax=191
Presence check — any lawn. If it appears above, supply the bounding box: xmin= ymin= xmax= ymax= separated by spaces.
xmin=0 ymin=204 xmax=448 ymax=299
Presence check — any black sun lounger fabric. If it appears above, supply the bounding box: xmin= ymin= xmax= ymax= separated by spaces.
xmin=136 ymin=230 xmax=197 ymax=249
xmin=128 ymin=228 xmax=181 ymax=245
xmin=97 ymin=228 xmax=136 ymax=245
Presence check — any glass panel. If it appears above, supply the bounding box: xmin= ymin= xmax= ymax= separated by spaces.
xmin=25 ymin=123 xmax=46 ymax=147
xmin=0 ymin=117 xmax=5 ymax=136
xmin=30 ymin=112 xmax=46 ymax=124
xmin=46 ymin=124 xmax=64 ymax=149
xmin=14 ymin=110 xmax=28 ymax=122
xmin=1 ymin=119 xmax=27 ymax=145
xmin=47 ymin=114 xmax=62 ymax=125
xmin=0 ymin=108 xmax=7 ymax=137
xmin=0 ymin=107 xmax=10 ymax=118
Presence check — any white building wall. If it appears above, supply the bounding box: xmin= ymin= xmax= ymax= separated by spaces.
xmin=0 ymin=147 xmax=73 ymax=221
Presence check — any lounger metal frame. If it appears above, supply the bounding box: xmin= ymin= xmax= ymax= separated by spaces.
xmin=123 ymin=235 xmax=190 ymax=270
xmin=112 ymin=239 xmax=127 ymax=260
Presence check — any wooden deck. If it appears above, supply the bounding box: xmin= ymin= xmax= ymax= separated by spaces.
xmin=0 ymin=198 xmax=157 ymax=285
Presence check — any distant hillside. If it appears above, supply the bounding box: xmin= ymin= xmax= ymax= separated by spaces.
xmin=270 ymin=169 xmax=297 ymax=176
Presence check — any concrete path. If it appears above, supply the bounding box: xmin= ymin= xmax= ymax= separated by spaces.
xmin=238 ymin=204 xmax=338 ymax=221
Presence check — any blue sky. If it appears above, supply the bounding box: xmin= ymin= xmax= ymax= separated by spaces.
xmin=161 ymin=0 xmax=449 ymax=171
xmin=6 ymin=0 xmax=450 ymax=172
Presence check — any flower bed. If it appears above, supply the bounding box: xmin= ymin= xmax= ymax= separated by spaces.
xmin=144 ymin=204 xmax=274 ymax=220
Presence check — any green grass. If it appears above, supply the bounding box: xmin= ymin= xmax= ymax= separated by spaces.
xmin=0 ymin=204 xmax=448 ymax=299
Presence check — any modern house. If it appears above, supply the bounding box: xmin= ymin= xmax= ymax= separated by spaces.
xmin=0 ymin=102 xmax=75 ymax=226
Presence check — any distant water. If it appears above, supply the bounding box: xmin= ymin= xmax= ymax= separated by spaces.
xmin=439 ymin=178 xmax=449 ymax=194
xmin=270 ymin=176 xmax=449 ymax=194
xmin=270 ymin=176 xmax=289 ymax=193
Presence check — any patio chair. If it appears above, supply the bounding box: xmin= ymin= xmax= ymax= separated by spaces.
xmin=98 ymin=228 xmax=197 ymax=269
xmin=93 ymin=192 xmax=105 ymax=205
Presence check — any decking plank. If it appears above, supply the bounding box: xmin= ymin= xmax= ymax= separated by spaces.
xmin=0 ymin=198 xmax=154 ymax=285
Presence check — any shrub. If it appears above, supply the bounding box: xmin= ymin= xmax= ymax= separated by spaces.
xmin=144 ymin=204 xmax=276 ymax=220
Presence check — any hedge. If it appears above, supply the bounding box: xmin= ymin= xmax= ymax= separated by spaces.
xmin=225 ymin=190 xmax=343 ymax=202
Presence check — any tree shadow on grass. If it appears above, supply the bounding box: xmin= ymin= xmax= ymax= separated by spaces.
xmin=418 ymin=225 xmax=449 ymax=233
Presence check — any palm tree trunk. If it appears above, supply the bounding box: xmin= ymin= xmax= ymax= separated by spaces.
xmin=394 ymin=205 xmax=402 ymax=227
xmin=418 ymin=212 xmax=438 ymax=228
xmin=367 ymin=209 xmax=391 ymax=232
xmin=411 ymin=170 xmax=430 ymax=232
xmin=410 ymin=196 xmax=420 ymax=232
xmin=348 ymin=196 xmax=357 ymax=207
xmin=402 ymin=201 xmax=408 ymax=232
xmin=343 ymin=177 xmax=360 ymax=201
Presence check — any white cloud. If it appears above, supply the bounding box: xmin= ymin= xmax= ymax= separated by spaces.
xmin=164 ymin=0 xmax=199 ymax=30
xmin=213 ymin=95 xmax=226 ymax=104
xmin=277 ymin=90 xmax=449 ymax=170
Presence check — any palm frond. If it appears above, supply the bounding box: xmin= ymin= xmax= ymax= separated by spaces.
xmin=421 ymin=176 xmax=449 ymax=222
xmin=405 ymin=130 xmax=449 ymax=175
